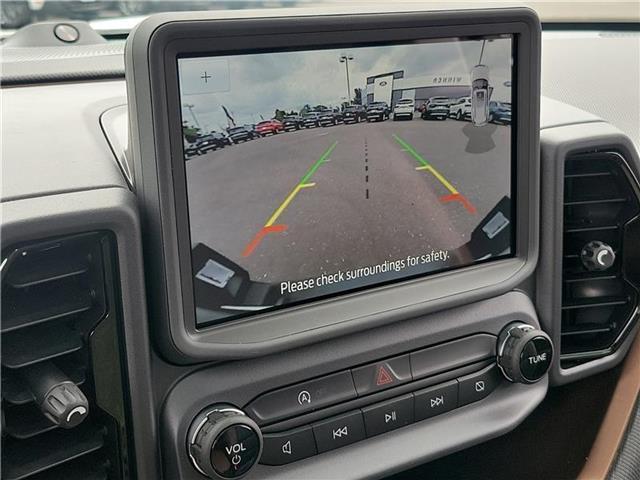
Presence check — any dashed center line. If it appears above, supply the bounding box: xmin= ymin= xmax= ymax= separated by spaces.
xmin=364 ymin=138 xmax=370 ymax=199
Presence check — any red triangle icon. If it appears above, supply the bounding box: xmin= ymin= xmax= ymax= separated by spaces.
xmin=376 ymin=365 xmax=394 ymax=386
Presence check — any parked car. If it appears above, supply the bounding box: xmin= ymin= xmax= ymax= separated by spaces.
xmin=366 ymin=101 xmax=390 ymax=122
xmin=318 ymin=109 xmax=342 ymax=127
xmin=342 ymin=105 xmax=367 ymax=124
xmin=256 ymin=119 xmax=284 ymax=136
xmin=195 ymin=134 xmax=218 ymax=154
xmin=244 ymin=124 xmax=259 ymax=137
xmin=302 ymin=111 xmax=322 ymax=128
xmin=489 ymin=101 xmax=512 ymax=124
xmin=282 ymin=115 xmax=302 ymax=131
xmin=393 ymin=98 xmax=415 ymax=120
xmin=196 ymin=132 xmax=231 ymax=153
xmin=215 ymin=131 xmax=233 ymax=146
xmin=227 ymin=126 xmax=257 ymax=143
xmin=448 ymin=96 xmax=472 ymax=121
xmin=184 ymin=140 xmax=200 ymax=160
xmin=421 ymin=96 xmax=450 ymax=120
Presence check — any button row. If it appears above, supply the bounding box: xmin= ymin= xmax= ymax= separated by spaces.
xmin=260 ymin=365 xmax=500 ymax=466
xmin=246 ymin=334 xmax=496 ymax=425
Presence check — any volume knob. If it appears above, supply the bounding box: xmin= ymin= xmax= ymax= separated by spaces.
xmin=497 ymin=323 xmax=553 ymax=384
xmin=187 ymin=405 xmax=262 ymax=479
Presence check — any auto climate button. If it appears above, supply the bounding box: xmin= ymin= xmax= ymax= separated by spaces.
xmin=246 ymin=371 xmax=357 ymax=424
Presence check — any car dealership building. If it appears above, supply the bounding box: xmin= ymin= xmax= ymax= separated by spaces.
xmin=365 ymin=70 xmax=511 ymax=108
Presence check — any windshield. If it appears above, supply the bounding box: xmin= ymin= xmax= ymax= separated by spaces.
xmin=228 ymin=127 xmax=245 ymax=133
xmin=0 ymin=1 xmax=320 ymax=32
xmin=0 ymin=1 xmax=637 ymax=34
xmin=2 ymin=1 xmax=637 ymax=34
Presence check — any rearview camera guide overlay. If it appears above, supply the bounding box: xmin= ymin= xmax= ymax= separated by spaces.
xmin=178 ymin=36 xmax=515 ymax=326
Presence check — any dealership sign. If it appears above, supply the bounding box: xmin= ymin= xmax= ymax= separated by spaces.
xmin=431 ymin=75 xmax=464 ymax=84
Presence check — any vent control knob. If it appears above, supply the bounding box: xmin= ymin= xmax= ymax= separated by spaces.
xmin=40 ymin=383 xmax=89 ymax=428
xmin=23 ymin=361 xmax=89 ymax=428
xmin=581 ymin=241 xmax=616 ymax=271
xmin=497 ymin=322 xmax=553 ymax=384
xmin=188 ymin=405 xmax=262 ymax=479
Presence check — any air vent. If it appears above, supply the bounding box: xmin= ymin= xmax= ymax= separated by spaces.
xmin=561 ymin=152 xmax=640 ymax=368
xmin=1 ymin=232 xmax=130 ymax=480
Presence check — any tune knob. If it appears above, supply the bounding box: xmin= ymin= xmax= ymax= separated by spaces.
xmin=188 ymin=405 xmax=262 ymax=479
xmin=497 ymin=322 xmax=553 ymax=384
xmin=580 ymin=240 xmax=615 ymax=271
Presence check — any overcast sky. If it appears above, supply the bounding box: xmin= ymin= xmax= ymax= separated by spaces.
xmin=179 ymin=36 xmax=512 ymax=132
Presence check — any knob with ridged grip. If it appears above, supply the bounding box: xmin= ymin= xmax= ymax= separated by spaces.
xmin=497 ymin=322 xmax=553 ymax=384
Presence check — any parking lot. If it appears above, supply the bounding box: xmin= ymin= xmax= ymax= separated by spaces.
xmin=186 ymin=117 xmax=511 ymax=284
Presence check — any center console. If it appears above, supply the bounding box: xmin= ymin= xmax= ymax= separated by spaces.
xmin=187 ymin=323 xmax=551 ymax=478
xmin=122 ymin=6 xmax=620 ymax=480
xmin=158 ymin=292 xmax=550 ymax=479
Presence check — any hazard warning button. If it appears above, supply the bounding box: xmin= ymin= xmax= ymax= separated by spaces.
xmin=351 ymin=355 xmax=412 ymax=396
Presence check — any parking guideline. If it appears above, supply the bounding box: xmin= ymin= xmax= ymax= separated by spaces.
xmin=265 ymin=140 xmax=337 ymax=226
xmin=242 ymin=141 xmax=338 ymax=257
xmin=393 ymin=134 xmax=476 ymax=214
xmin=300 ymin=141 xmax=338 ymax=185
xmin=265 ymin=182 xmax=316 ymax=227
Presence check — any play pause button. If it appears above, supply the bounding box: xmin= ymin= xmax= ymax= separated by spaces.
xmin=362 ymin=394 xmax=413 ymax=437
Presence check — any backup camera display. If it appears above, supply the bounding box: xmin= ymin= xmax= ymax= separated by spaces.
xmin=178 ymin=36 xmax=515 ymax=326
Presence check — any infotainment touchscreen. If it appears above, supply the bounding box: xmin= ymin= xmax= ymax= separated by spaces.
xmin=178 ymin=35 xmax=515 ymax=326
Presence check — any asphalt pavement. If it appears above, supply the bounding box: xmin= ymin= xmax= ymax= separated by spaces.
xmin=186 ymin=116 xmax=511 ymax=286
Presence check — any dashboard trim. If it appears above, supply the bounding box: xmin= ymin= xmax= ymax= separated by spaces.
xmin=0 ymin=188 xmax=159 ymax=480
xmin=578 ymin=334 xmax=640 ymax=479
xmin=537 ymin=121 xmax=640 ymax=385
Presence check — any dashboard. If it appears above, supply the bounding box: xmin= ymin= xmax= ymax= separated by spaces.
xmin=1 ymin=6 xmax=639 ymax=480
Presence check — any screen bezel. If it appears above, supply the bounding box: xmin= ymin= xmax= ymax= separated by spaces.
xmin=176 ymin=35 xmax=517 ymax=328
xmin=128 ymin=8 xmax=540 ymax=362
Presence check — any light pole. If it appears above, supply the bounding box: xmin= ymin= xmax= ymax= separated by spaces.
xmin=339 ymin=54 xmax=354 ymax=105
xmin=183 ymin=103 xmax=201 ymax=129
